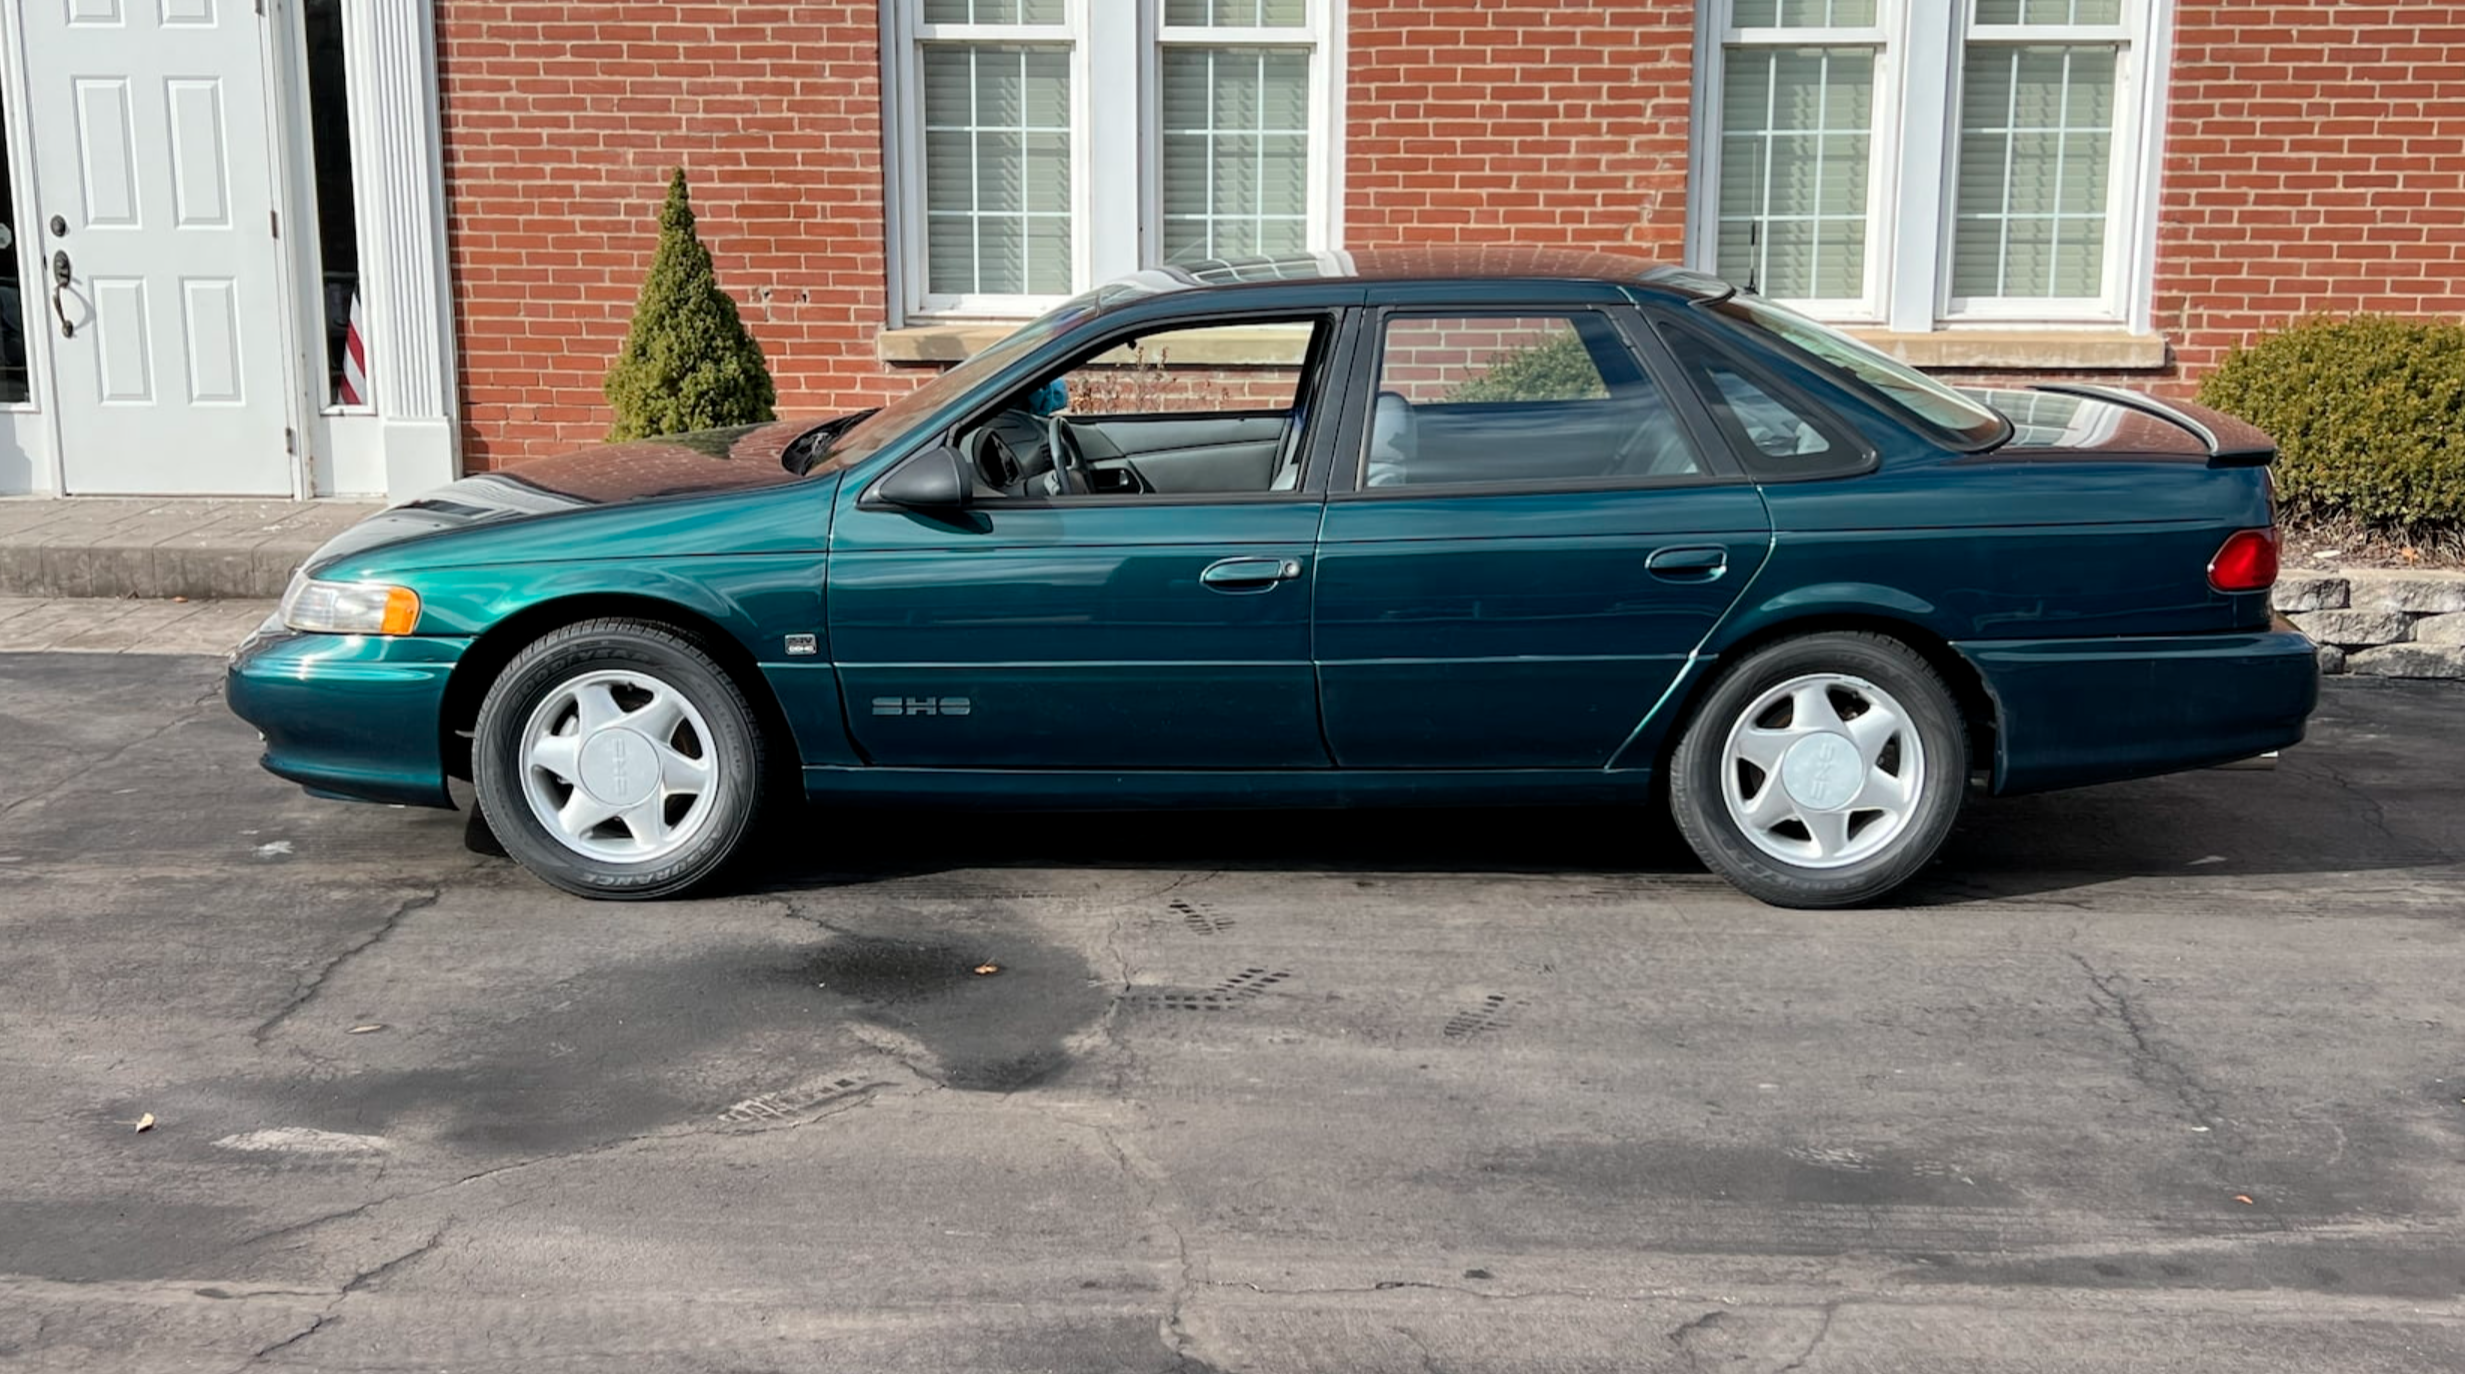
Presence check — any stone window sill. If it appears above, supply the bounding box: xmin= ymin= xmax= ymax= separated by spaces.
xmin=1843 ymin=328 xmax=2170 ymax=370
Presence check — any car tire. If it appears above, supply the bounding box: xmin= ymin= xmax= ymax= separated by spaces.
xmin=1668 ymin=632 xmax=1966 ymax=909
xmin=472 ymin=617 xmax=769 ymax=900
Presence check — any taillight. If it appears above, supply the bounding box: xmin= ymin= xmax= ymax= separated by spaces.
xmin=2210 ymin=528 xmax=2279 ymax=593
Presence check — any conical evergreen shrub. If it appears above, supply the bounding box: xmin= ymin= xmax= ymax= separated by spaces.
xmin=603 ymin=168 xmax=777 ymax=441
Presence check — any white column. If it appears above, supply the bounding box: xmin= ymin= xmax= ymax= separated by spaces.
xmin=1886 ymin=0 xmax=1955 ymax=335
xmin=344 ymin=0 xmax=459 ymax=498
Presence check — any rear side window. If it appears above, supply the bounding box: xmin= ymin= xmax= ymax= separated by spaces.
xmin=1658 ymin=323 xmax=1869 ymax=482
xmin=1360 ymin=312 xmax=1702 ymax=489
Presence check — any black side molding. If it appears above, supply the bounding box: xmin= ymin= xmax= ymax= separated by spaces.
xmin=2033 ymin=383 xmax=2278 ymax=467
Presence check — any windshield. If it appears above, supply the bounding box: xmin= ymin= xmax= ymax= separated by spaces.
xmin=1712 ymin=295 xmax=2011 ymax=451
xmin=810 ymin=278 xmax=1170 ymax=473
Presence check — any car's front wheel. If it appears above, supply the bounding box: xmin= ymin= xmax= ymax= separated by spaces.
xmin=473 ymin=617 xmax=769 ymax=899
xmin=1668 ymin=632 xmax=1966 ymax=908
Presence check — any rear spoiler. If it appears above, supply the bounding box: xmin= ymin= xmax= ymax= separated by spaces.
xmin=2032 ymin=384 xmax=2278 ymax=467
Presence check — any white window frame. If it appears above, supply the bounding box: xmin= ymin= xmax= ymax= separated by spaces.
xmin=884 ymin=0 xmax=1342 ymax=323
xmin=1688 ymin=0 xmax=2173 ymax=334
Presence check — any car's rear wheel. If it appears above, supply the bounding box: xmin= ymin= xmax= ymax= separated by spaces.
xmin=473 ymin=617 xmax=768 ymax=900
xmin=1668 ymin=631 xmax=1966 ymax=908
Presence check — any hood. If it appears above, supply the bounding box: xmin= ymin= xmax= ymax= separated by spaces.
xmin=305 ymin=419 xmax=822 ymax=570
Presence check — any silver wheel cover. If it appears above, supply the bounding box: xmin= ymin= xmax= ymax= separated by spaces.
xmin=1719 ymin=672 xmax=1926 ymax=870
xmin=517 ymin=668 xmax=721 ymax=864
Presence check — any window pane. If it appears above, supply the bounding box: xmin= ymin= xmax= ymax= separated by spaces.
xmin=1366 ymin=316 xmax=1694 ymax=487
xmin=924 ymin=0 xmax=1065 ymax=23
xmin=304 ymin=0 xmax=363 ymax=407
xmin=1716 ymin=46 xmax=1872 ymax=300
xmin=1167 ymin=0 xmax=1307 ymax=25
xmin=966 ymin=318 xmax=1324 ymax=499
xmin=1160 ymin=47 xmax=1311 ymax=264
xmin=1951 ymin=44 xmax=2117 ymax=299
xmin=1703 ymin=361 xmax=1836 ymax=459
xmin=0 ymin=77 xmax=25 ymax=404
xmin=1978 ymin=0 xmax=2124 ymax=22
xmin=1733 ymin=0 xmax=1877 ymax=26
xmin=921 ymin=44 xmax=1072 ymax=297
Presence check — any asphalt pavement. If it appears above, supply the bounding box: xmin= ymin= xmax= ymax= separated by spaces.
xmin=2 ymin=646 xmax=2462 ymax=1372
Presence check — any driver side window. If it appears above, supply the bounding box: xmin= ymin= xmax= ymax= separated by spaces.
xmin=962 ymin=317 xmax=1328 ymax=501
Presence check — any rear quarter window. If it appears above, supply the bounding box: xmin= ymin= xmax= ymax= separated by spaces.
xmin=1656 ymin=321 xmax=1873 ymax=482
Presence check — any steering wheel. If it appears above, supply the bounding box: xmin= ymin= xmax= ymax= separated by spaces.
xmin=1045 ymin=414 xmax=1093 ymax=496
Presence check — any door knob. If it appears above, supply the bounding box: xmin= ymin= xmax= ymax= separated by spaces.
xmin=50 ymin=250 xmax=73 ymax=339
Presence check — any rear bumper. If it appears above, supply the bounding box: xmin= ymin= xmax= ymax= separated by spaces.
xmin=223 ymin=620 xmax=469 ymax=808
xmin=1959 ymin=628 xmax=2319 ymax=796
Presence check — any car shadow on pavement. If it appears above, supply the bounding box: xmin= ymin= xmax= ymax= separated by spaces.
xmin=745 ymin=680 xmax=2462 ymax=907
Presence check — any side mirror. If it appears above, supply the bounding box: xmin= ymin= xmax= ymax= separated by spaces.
xmin=871 ymin=444 xmax=970 ymax=511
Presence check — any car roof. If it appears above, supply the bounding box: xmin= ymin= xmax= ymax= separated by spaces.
xmin=1089 ymin=248 xmax=1737 ymax=308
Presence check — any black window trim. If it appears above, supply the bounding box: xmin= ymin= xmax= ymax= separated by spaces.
xmin=1644 ymin=310 xmax=1879 ymax=484
xmin=1327 ymin=302 xmax=1748 ymax=501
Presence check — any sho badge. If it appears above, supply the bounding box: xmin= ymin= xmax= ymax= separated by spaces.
xmin=873 ymin=696 xmax=973 ymax=717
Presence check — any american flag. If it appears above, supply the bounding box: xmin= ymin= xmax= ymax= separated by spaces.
xmin=339 ymin=291 xmax=369 ymax=406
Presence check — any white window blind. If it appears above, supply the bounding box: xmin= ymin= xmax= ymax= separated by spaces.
xmin=922 ymin=46 xmax=1073 ymax=297
xmin=891 ymin=0 xmax=1337 ymax=319
xmin=1692 ymin=0 xmax=2167 ymax=330
xmin=1950 ymin=0 xmax=2132 ymax=307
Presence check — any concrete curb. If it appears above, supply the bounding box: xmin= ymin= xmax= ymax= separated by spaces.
xmin=0 ymin=498 xmax=384 ymax=600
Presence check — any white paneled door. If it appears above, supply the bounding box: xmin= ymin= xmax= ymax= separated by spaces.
xmin=23 ymin=0 xmax=294 ymax=495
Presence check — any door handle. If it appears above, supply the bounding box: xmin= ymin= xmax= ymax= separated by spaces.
xmin=50 ymin=250 xmax=73 ymax=339
xmin=1646 ymin=545 xmax=1728 ymax=580
xmin=1199 ymin=556 xmax=1302 ymax=591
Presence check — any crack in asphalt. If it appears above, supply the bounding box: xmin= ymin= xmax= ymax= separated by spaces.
xmin=227 ymin=1090 xmax=893 ymax=1262
xmin=1392 ymin=1324 xmax=1449 ymax=1374
xmin=1665 ymin=1307 xmax=1727 ymax=1370
xmin=2070 ymin=954 xmax=2227 ymax=1137
xmin=1204 ymin=1279 xmax=1607 ymax=1303
xmin=1011 ymin=1098 xmax=1206 ymax=1373
xmin=251 ymin=887 xmax=440 ymax=1047
xmin=338 ymin=1222 xmax=449 ymax=1297
xmin=0 ymin=680 xmax=225 ymax=825
xmin=2070 ymin=954 xmax=2293 ymax=1231
xmin=2297 ymin=756 xmax=2409 ymax=856
xmin=235 ymin=1313 xmax=329 ymax=1368
xmin=1778 ymin=1301 xmax=1840 ymax=1372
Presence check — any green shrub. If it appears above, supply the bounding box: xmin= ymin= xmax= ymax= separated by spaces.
xmin=1448 ymin=327 xmax=1608 ymax=402
xmin=2196 ymin=315 xmax=2465 ymax=539
xmin=603 ymin=168 xmax=777 ymax=441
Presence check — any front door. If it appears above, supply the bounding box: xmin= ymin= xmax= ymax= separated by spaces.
xmin=827 ymin=313 xmax=1344 ymax=770
xmin=22 ymin=0 xmax=295 ymax=495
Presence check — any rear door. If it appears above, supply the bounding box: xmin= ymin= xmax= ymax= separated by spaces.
xmin=1313 ymin=305 xmax=1773 ymax=768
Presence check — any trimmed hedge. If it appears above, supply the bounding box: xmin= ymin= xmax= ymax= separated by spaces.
xmin=2197 ymin=315 xmax=2465 ymax=538
xmin=604 ymin=168 xmax=777 ymax=442
xmin=1448 ymin=327 xmax=1609 ymax=402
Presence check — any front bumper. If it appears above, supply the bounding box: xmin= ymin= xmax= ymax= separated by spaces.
xmin=1959 ymin=628 xmax=2320 ymax=796
xmin=224 ymin=619 xmax=471 ymax=808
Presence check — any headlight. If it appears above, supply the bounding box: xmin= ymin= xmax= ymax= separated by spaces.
xmin=280 ymin=574 xmax=422 ymax=635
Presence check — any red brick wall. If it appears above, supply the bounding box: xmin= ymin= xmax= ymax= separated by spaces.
xmin=2146 ymin=0 xmax=2465 ymax=393
xmin=1341 ymin=0 xmax=1696 ymax=256
xmin=429 ymin=0 xmax=2465 ymax=470
xmin=434 ymin=2 xmax=921 ymax=472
